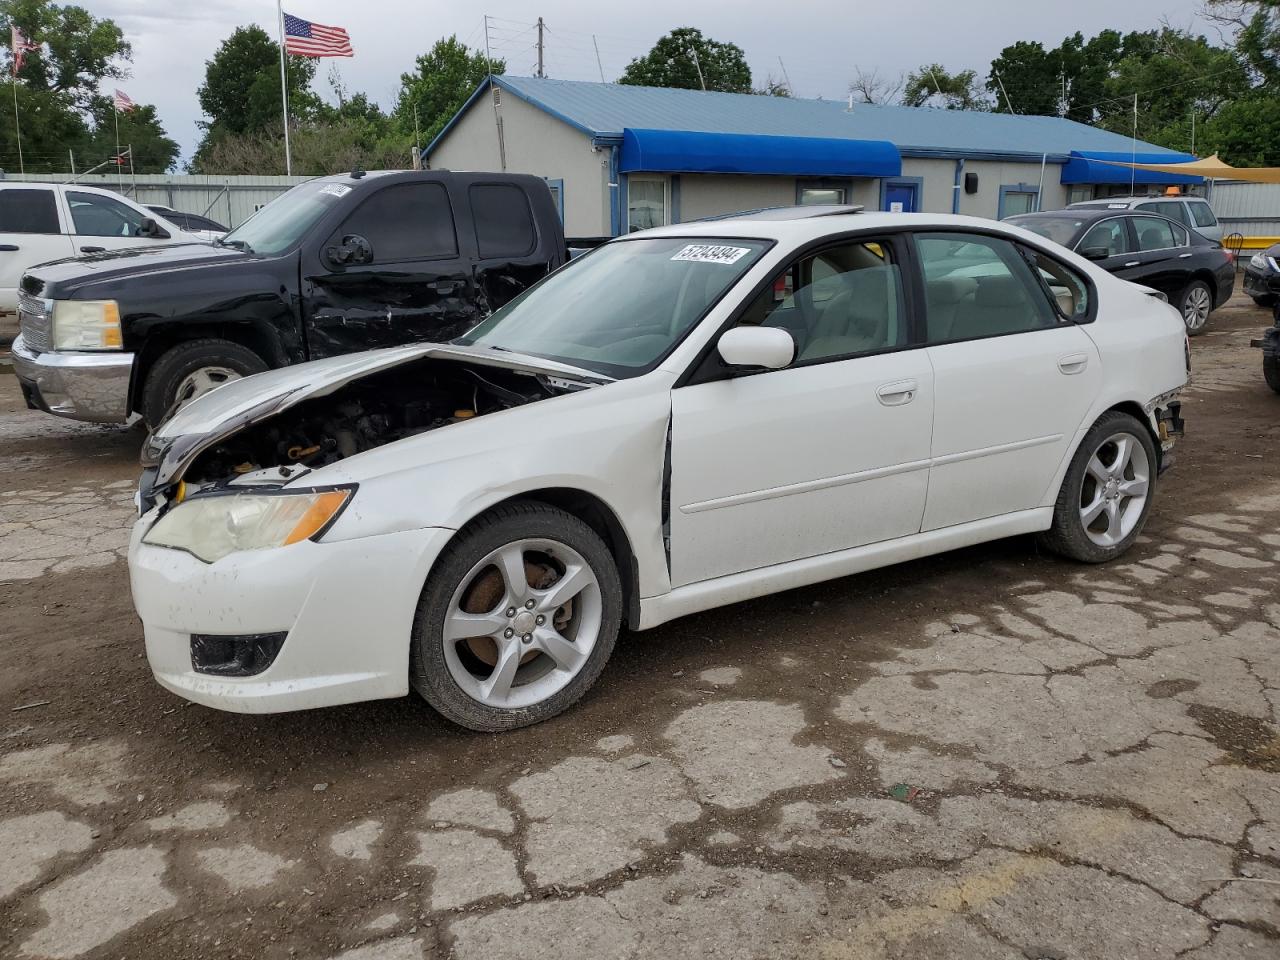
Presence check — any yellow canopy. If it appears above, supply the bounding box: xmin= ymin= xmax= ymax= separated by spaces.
xmin=1098 ymin=153 xmax=1280 ymax=184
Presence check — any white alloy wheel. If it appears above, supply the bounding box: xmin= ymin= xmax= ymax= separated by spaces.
xmin=1078 ymin=431 xmax=1151 ymax=548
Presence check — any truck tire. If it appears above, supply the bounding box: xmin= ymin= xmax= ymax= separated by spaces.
xmin=1265 ymin=354 xmax=1280 ymax=395
xmin=1039 ymin=411 xmax=1158 ymax=564
xmin=1177 ymin=279 xmax=1213 ymax=336
xmin=140 ymin=338 xmax=267 ymax=430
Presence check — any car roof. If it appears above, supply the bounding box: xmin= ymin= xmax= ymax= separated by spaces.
xmin=630 ymin=210 xmax=1055 ymax=245
xmin=1072 ymin=196 xmax=1205 ymax=207
xmin=1007 ymin=208 xmax=1116 ymax=223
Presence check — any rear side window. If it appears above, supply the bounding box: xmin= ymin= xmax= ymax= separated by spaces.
xmin=1132 ymin=216 xmax=1183 ymax=251
xmin=1189 ymin=202 xmax=1217 ymax=228
xmin=915 ymin=232 xmax=1056 ymax=343
xmin=336 ymin=182 xmax=457 ymax=262
xmin=0 ymin=189 xmax=60 ymax=234
xmin=470 ymin=183 xmax=536 ymax=259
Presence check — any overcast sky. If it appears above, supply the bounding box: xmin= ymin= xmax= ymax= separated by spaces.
xmin=92 ymin=0 xmax=1217 ymax=165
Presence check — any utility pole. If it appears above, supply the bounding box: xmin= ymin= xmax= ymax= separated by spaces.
xmin=1130 ymin=93 xmax=1138 ymax=196
xmin=1191 ymin=107 xmax=1196 ymax=155
xmin=689 ymin=46 xmax=706 ymax=91
xmin=536 ymin=17 xmax=544 ymax=78
xmin=778 ymin=56 xmax=794 ymax=96
xmin=993 ymin=69 xmax=1016 ymax=114
xmin=593 ymin=35 xmax=605 ymax=83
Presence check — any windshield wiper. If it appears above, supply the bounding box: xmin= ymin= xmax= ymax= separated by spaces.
xmin=215 ymin=237 xmax=254 ymax=254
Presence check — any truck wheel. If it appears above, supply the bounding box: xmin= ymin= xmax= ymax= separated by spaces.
xmin=1039 ymin=411 xmax=1158 ymax=564
xmin=1265 ymin=355 xmax=1280 ymax=395
xmin=410 ymin=501 xmax=622 ymax=732
xmin=140 ymin=339 xmax=267 ymax=429
xmin=1177 ymin=279 xmax=1213 ymax=336
xmin=1251 ymin=294 xmax=1276 ymax=308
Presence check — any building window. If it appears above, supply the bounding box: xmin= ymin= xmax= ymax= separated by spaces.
xmin=1067 ymin=186 xmax=1093 ymax=205
xmin=799 ymin=186 xmax=846 ymax=205
xmin=627 ymin=177 xmax=667 ymax=232
xmin=998 ymin=184 xmax=1039 ymax=218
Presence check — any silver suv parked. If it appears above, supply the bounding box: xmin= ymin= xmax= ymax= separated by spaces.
xmin=1068 ymin=196 xmax=1222 ymax=242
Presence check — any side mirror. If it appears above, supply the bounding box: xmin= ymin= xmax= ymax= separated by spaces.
xmin=717 ymin=326 xmax=795 ymax=370
xmin=325 ymin=234 xmax=374 ymax=267
xmin=139 ymin=217 xmax=170 ymax=240
xmin=1079 ymin=246 xmax=1110 ymax=262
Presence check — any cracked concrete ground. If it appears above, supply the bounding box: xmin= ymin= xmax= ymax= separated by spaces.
xmin=1 ymin=295 xmax=1279 ymax=959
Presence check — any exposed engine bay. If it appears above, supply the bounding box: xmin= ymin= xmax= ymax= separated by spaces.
xmin=181 ymin=359 xmax=572 ymax=487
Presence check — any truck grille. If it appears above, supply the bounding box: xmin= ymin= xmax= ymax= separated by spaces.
xmin=18 ymin=293 xmax=51 ymax=352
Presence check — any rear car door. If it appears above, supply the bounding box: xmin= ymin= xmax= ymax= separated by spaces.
xmin=0 ymin=187 xmax=74 ymax=312
xmin=669 ymin=235 xmax=935 ymax=587
xmin=64 ymin=190 xmax=176 ymax=254
xmin=915 ymin=231 xmax=1101 ymax=531
xmin=301 ymin=180 xmax=477 ymax=359
xmin=1128 ymin=215 xmax=1191 ymax=298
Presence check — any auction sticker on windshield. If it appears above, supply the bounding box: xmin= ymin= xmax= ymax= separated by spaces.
xmin=320 ymin=183 xmax=353 ymax=199
xmin=670 ymin=244 xmax=753 ymax=265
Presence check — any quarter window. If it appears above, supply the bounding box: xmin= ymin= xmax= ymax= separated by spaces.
xmin=335 ymin=182 xmax=457 ymax=262
xmin=67 ymin=191 xmax=147 ymax=237
xmin=736 ymin=240 xmax=905 ymax=362
xmin=1025 ymin=249 xmax=1091 ymax=322
xmin=1079 ymin=220 xmax=1131 ymax=257
xmin=1131 ymin=216 xmax=1182 ymax=251
xmin=1189 ymin=202 xmax=1217 ymax=228
xmin=470 ymin=183 xmax=536 ymax=259
xmin=915 ymin=232 xmax=1056 ymax=343
xmin=0 ymin=189 xmax=59 ymax=234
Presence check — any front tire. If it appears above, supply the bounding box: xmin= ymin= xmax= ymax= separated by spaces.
xmin=1040 ymin=412 xmax=1158 ymax=563
xmin=411 ymin=502 xmax=622 ymax=732
xmin=1265 ymin=354 xmax=1280 ymax=395
xmin=1177 ymin=279 xmax=1213 ymax=336
xmin=140 ymin=338 xmax=267 ymax=430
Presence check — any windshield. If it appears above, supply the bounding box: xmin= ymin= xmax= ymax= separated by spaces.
xmin=1007 ymin=216 xmax=1085 ymax=247
xmin=220 ymin=180 xmax=352 ymax=255
xmin=457 ymin=236 xmax=771 ymax=377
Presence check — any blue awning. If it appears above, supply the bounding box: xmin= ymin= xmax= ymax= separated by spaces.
xmin=1061 ymin=150 xmax=1204 ymax=186
xmin=620 ymin=128 xmax=902 ymax=178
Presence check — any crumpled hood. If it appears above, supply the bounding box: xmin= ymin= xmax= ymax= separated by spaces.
xmin=144 ymin=344 xmax=612 ymax=489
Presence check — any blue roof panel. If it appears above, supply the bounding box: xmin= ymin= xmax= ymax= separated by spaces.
xmin=473 ymin=76 xmax=1186 ymax=162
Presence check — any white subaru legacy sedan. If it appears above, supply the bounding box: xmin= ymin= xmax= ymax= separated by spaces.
xmin=129 ymin=209 xmax=1188 ymax=731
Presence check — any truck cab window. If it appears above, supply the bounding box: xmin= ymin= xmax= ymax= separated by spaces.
xmin=335 ymin=182 xmax=457 ymax=263
xmin=471 ymin=184 xmax=536 ymax=259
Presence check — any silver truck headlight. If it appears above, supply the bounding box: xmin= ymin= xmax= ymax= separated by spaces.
xmin=142 ymin=487 xmax=353 ymax=563
xmin=52 ymin=300 xmax=122 ymax=350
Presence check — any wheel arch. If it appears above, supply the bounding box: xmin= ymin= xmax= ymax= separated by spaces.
xmin=1042 ymin=399 xmax=1164 ymax=511
xmin=127 ymin=321 xmax=283 ymax=415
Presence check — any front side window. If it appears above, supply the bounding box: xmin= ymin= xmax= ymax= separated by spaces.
xmin=335 ymin=182 xmax=457 ymax=262
xmin=1132 ymin=216 xmax=1182 ymax=251
xmin=1189 ymin=202 xmax=1217 ymax=228
xmin=1078 ymin=219 xmax=1131 ymax=257
xmin=734 ymin=240 xmax=904 ymax=362
xmin=627 ymin=178 xmax=666 ymax=232
xmin=458 ymin=236 xmax=769 ymax=377
xmin=67 ymin=191 xmax=147 ymax=237
xmin=0 ymin=189 xmax=59 ymax=234
xmin=916 ymin=232 xmax=1055 ymax=343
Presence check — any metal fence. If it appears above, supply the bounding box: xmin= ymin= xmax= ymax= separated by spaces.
xmin=0 ymin=172 xmax=314 ymax=228
xmin=1209 ymin=181 xmax=1280 ymax=240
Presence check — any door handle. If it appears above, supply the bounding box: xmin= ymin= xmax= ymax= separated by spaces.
xmin=1124 ymin=261 xmax=1140 ymax=268
xmin=1058 ymin=353 xmax=1089 ymax=375
xmin=79 ymin=245 xmax=105 ymax=254
xmin=876 ymin=379 xmax=918 ymax=406
xmin=0 ymin=244 xmax=19 ymax=252
xmin=1178 ymin=253 xmax=1193 ymax=259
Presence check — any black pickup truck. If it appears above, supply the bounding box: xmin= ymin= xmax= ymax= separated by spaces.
xmin=13 ymin=170 xmax=566 ymax=428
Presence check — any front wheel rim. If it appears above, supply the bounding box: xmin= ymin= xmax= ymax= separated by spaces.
xmin=1183 ymin=287 xmax=1211 ymax=329
xmin=1079 ymin=432 xmax=1151 ymax=548
xmin=442 ymin=538 xmax=603 ymax=709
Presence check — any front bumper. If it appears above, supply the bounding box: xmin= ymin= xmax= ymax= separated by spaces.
xmin=128 ymin=516 xmax=455 ymax=713
xmin=11 ymin=334 xmax=135 ymax=423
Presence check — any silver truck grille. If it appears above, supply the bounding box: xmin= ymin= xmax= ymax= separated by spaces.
xmin=18 ymin=293 xmax=51 ymax=352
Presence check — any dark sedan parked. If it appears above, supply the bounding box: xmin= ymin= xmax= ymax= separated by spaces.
xmin=1006 ymin=208 xmax=1235 ymax=335
xmin=1243 ymin=244 xmax=1280 ymax=307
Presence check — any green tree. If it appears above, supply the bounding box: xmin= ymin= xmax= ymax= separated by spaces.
xmin=3 ymin=0 xmax=129 ymax=108
xmin=903 ymin=64 xmax=987 ymax=109
xmin=84 ymin=97 xmax=178 ymax=173
xmin=619 ymin=27 xmax=751 ymax=93
xmin=1206 ymin=0 xmax=1280 ymax=83
xmin=193 ymin=25 xmax=319 ymax=168
xmin=392 ymin=36 xmax=502 ymax=147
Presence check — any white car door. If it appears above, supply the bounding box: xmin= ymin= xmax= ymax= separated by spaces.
xmin=63 ymin=188 xmax=181 ymax=254
xmin=914 ymin=231 xmax=1102 ymax=531
xmin=669 ymin=236 xmax=935 ymax=587
xmin=0 ymin=186 xmax=75 ymax=311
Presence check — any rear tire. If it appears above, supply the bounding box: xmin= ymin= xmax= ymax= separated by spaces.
xmin=140 ymin=338 xmax=267 ymax=430
xmin=1039 ymin=412 xmax=1158 ymax=563
xmin=1250 ymin=294 xmax=1276 ymax=308
xmin=1265 ymin=354 xmax=1280 ymax=395
xmin=410 ymin=502 xmax=622 ymax=732
xmin=1177 ymin=279 xmax=1213 ymax=336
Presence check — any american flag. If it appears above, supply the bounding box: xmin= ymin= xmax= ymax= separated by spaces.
xmin=113 ymin=88 xmax=136 ymax=112
xmin=282 ymin=13 xmax=353 ymax=58
xmin=11 ymin=26 xmax=37 ymax=76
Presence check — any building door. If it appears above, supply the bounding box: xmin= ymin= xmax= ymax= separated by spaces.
xmin=883 ymin=181 xmax=918 ymax=213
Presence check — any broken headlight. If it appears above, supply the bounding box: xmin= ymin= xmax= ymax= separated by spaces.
xmin=142 ymin=487 xmax=353 ymax=563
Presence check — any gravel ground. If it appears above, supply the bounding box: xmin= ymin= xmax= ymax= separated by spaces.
xmin=0 ymin=292 xmax=1278 ymax=960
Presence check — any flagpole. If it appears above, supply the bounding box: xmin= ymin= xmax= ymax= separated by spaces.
xmin=113 ymin=99 xmax=120 ymax=167
xmin=276 ymin=0 xmax=292 ymax=175
xmin=11 ymin=78 xmax=22 ymax=175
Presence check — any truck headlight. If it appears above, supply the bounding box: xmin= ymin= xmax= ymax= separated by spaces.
xmin=142 ymin=487 xmax=353 ymax=563
xmin=52 ymin=300 xmax=122 ymax=350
